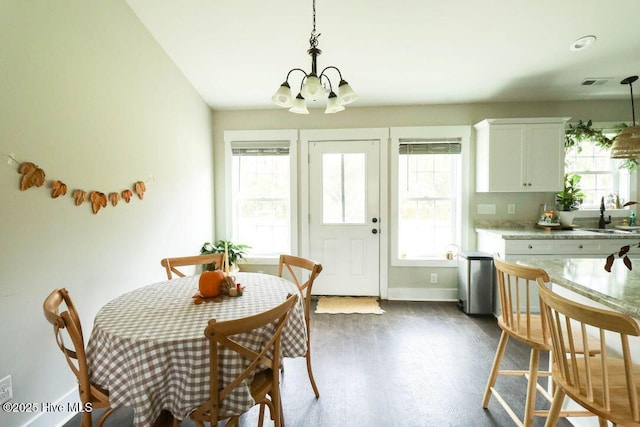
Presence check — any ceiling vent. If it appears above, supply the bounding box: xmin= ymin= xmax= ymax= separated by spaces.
xmin=581 ymin=78 xmax=611 ymax=86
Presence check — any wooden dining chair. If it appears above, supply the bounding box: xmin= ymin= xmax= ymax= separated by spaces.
xmin=483 ymin=255 xmax=600 ymax=426
xmin=160 ymin=253 xmax=225 ymax=279
xmin=278 ymin=254 xmax=323 ymax=398
xmin=189 ymin=293 xmax=299 ymax=427
xmin=43 ymin=288 xmax=118 ymax=427
xmin=538 ymin=281 xmax=640 ymax=427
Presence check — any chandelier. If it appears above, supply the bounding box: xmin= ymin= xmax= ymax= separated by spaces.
xmin=271 ymin=0 xmax=357 ymax=114
xmin=610 ymin=75 xmax=640 ymax=159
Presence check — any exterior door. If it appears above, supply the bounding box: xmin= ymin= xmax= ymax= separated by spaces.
xmin=308 ymin=140 xmax=380 ymax=296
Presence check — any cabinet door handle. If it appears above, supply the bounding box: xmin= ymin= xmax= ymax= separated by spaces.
xmin=578 ymin=244 xmax=583 ymax=249
xmin=528 ymin=244 xmax=533 ymax=249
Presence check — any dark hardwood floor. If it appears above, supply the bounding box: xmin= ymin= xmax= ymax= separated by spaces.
xmin=65 ymin=301 xmax=575 ymax=427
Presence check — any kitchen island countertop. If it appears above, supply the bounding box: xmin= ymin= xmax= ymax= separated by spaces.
xmin=520 ymin=257 xmax=640 ymax=320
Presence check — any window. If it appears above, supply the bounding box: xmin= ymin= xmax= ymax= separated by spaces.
xmin=322 ymin=153 xmax=366 ymax=224
xmin=564 ymin=130 xmax=631 ymax=209
xmin=224 ymin=130 xmax=297 ymax=259
xmin=390 ymin=126 xmax=470 ymax=266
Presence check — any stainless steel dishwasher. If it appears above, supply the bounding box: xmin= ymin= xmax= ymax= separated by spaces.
xmin=457 ymin=251 xmax=494 ymax=315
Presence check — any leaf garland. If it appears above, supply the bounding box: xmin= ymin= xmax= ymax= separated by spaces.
xmin=15 ymin=159 xmax=150 ymax=215
xmin=565 ymin=120 xmax=638 ymax=170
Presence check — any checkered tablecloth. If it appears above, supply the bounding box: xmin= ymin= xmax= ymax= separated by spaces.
xmin=85 ymin=272 xmax=307 ymax=427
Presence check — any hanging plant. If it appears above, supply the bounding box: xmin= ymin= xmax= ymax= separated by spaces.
xmin=565 ymin=120 xmax=638 ymax=170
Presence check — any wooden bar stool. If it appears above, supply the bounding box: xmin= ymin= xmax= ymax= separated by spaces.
xmin=538 ymin=281 xmax=640 ymax=427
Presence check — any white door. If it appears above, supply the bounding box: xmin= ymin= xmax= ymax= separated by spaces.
xmin=308 ymin=140 xmax=380 ymax=296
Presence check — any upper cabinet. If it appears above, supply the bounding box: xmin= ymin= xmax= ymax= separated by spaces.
xmin=475 ymin=118 xmax=569 ymax=192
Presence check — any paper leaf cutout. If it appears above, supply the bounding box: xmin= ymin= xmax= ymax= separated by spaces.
xmin=51 ymin=180 xmax=67 ymax=198
xmin=18 ymin=162 xmax=46 ymax=191
xmin=72 ymin=189 xmax=87 ymax=206
xmin=122 ymin=189 xmax=133 ymax=203
xmin=90 ymin=191 xmax=107 ymax=214
xmin=134 ymin=181 xmax=146 ymax=200
xmin=108 ymin=192 xmax=120 ymax=207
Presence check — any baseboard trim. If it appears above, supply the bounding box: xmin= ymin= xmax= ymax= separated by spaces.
xmin=386 ymin=287 xmax=458 ymax=301
xmin=23 ymin=387 xmax=78 ymax=427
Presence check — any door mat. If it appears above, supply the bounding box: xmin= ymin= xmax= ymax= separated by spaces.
xmin=315 ymin=296 xmax=385 ymax=314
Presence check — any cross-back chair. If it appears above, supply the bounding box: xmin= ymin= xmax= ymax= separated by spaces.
xmin=189 ymin=293 xmax=299 ymax=427
xmin=483 ymin=255 xmax=598 ymax=426
xmin=160 ymin=253 xmax=225 ymax=279
xmin=278 ymin=254 xmax=323 ymax=398
xmin=43 ymin=288 xmax=118 ymax=427
xmin=538 ymin=281 xmax=640 ymax=427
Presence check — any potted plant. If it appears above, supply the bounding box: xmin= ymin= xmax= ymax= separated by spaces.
xmin=200 ymin=240 xmax=251 ymax=272
xmin=555 ymin=173 xmax=585 ymax=226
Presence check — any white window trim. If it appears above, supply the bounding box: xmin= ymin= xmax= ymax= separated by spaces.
xmin=224 ymin=129 xmax=298 ymax=264
xmin=390 ymin=126 xmax=471 ymax=267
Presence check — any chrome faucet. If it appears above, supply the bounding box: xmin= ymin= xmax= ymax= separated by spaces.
xmin=599 ymin=197 xmax=612 ymax=229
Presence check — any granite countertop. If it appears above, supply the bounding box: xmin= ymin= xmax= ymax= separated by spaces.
xmin=520 ymin=257 xmax=640 ymax=319
xmin=476 ymin=226 xmax=640 ymax=240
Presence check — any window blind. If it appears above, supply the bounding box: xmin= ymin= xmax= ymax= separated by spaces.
xmin=231 ymin=141 xmax=290 ymax=156
xmin=399 ymin=138 xmax=462 ymax=155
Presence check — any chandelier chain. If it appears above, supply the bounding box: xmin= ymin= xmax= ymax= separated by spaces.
xmin=309 ymin=0 xmax=320 ymax=49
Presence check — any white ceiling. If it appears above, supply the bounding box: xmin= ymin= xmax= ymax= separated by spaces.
xmin=126 ymin=0 xmax=640 ymax=111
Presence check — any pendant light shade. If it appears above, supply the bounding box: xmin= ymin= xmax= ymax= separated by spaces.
xmin=271 ymin=82 xmax=293 ymax=107
xmin=325 ymin=91 xmax=345 ymax=114
xmin=301 ymin=74 xmax=323 ymax=101
xmin=337 ymin=80 xmax=358 ymax=105
xmin=288 ymin=94 xmax=310 ymax=114
xmin=611 ymin=76 xmax=640 ymax=159
xmin=271 ymin=0 xmax=356 ymax=114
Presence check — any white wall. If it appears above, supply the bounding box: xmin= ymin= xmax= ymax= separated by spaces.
xmin=0 ymin=2 xmax=213 ymax=426
xmin=211 ymin=101 xmax=631 ymax=296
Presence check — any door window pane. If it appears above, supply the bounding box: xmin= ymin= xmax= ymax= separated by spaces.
xmin=322 ymin=153 xmax=365 ymax=224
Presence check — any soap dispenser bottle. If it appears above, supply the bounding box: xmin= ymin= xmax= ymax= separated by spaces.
xmin=630 ymin=211 xmax=637 ymax=226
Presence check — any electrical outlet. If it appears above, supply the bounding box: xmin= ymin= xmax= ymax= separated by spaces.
xmin=477 ymin=204 xmax=496 ymax=215
xmin=430 ymin=273 xmax=438 ymax=284
xmin=508 ymin=204 xmax=516 ymax=214
xmin=0 ymin=375 xmax=12 ymax=404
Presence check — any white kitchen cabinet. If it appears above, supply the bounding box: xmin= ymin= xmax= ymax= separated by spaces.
xmin=475 ymin=118 xmax=569 ymax=192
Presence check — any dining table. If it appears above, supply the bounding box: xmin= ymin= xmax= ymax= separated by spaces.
xmin=85 ymin=271 xmax=307 ymax=427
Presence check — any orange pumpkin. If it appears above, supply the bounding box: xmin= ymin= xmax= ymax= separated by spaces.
xmin=199 ymin=270 xmax=225 ymax=298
